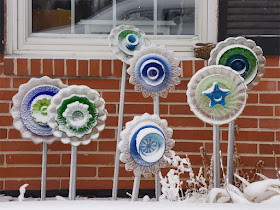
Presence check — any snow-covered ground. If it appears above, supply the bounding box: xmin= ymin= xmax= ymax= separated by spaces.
xmin=0 ymin=200 xmax=280 ymax=210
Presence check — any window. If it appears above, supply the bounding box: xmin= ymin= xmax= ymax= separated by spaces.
xmin=6 ymin=0 xmax=218 ymax=58
xmin=218 ymin=0 xmax=280 ymax=55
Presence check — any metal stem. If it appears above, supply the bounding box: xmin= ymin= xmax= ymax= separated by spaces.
xmin=40 ymin=142 xmax=47 ymax=201
xmin=112 ymin=63 xmax=127 ymax=200
xmin=153 ymin=95 xmax=161 ymax=200
xmin=227 ymin=120 xmax=235 ymax=184
xmin=132 ymin=175 xmax=141 ymax=201
xmin=213 ymin=124 xmax=220 ymax=188
xmin=69 ymin=145 xmax=78 ymax=200
xmin=71 ymin=0 xmax=75 ymax=34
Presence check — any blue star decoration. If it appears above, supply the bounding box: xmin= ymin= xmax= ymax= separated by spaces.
xmin=202 ymin=82 xmax=231 ymax=108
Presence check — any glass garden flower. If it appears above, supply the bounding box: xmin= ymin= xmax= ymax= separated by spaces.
xmin=10 ymin=76 xmax=67 ymax=144
xmin=127 ymin=44 xmax=182 ymax=98
xmin=108 ymin=25 xmax=151 ymax=64
xmin=208 ymin=37 xmax=266 ymax=91
xmin=187 ymin=65 xmax=247 ymax=125
xmin=118 ymin=113 xmax=175 ymax=177
xmin=47 ymin=85 xmax=107 ymax=146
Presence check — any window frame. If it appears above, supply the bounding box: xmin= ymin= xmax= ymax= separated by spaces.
xmin=6 ymin=0 xmax=218 ymax=59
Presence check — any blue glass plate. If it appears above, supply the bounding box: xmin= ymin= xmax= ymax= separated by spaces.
xmin=130 ymin=125 xmax=166 ymax=167
xmin=21 ymin=85 xmax=59 ymax=136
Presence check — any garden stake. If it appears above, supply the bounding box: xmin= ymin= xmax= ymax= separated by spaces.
xmin=213 ymin=124 xmax=220 ymax=188
xmin=112 ymin=62 xmax=127 ymax=200
xmin=69 ymin=145 xmax=78 ymax=200
xmin=132 ymin=175 xmax=141 ymax=201
xmin=227 ymin=120 xmax=235 ymax=184
xmin=40 ymin=142 xmax=48 ymax=201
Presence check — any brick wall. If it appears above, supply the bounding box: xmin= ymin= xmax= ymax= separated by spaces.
xmin=0 ymin=55 xmax=279 ymax=191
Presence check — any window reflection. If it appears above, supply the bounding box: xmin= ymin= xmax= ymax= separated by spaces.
xmin=32 ymin=0 xmax=194 ymax=35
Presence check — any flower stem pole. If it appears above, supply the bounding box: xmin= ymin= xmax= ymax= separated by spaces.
xmin=213 ymin=125 xmax=220 ymax=188
xmin=227 ymin=120 xmax=235 ymax=184
xmin=154 ymin=95 xmax=161 ymax=201
xmin=132 ymin=175 xmax=141 ymax=201
xmin=40 ymin=142 xmax=47 ymax=201
xmin=69 ymin=145 xmax=78 ymax=200
xmin=112 ymin=62 xmax=127 ymax=200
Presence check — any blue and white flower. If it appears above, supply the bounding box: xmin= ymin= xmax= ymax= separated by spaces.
xmin=118 ymin=113 xmax=175 ymax=177
xmin=10 ymin=76 xmax=67 ymax=144
xmin=127 ymin=44 xmax=182 ymax=98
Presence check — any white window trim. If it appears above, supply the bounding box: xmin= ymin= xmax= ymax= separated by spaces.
xmin=6 ymin=0 xmax=218 ymax=59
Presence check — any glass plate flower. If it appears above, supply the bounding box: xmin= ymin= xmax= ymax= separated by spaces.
xmin=10 ymin=76 xmax=67 ymax=144
xmin=127 ymin=44 xmax=182 ymax=98
xmin=208 ymin=37 xmax=266 ymax=91
xmin=108 ymin=25 xmax=151 ymax=64
xmin=118 ymin=113 xmax=175 ymax=178
xmin=187 ymin=65 xmax=247 ymax=125
xmin=47 ymin=85 xmax=107 ymax=146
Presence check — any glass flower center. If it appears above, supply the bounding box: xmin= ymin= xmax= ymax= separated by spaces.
xmin=230 ymin=59 xmax=246 ymax=72
xmin=126 ymin=34 xmax=139 ymax=49
xmin=40 ymin=105 xmax=48 ymax=115
xmin=140 ymin=137 xmax=159 ymax=156
xmin=72 ymin=110 xmax=84 ymax=121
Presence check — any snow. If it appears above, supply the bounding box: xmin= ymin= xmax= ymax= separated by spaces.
xmin=0 ymin=200 xmax=279 ymax=210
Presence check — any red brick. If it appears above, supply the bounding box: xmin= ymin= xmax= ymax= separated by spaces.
xmin=0 ymin=167 xmax=41 ymax=178
xmin=165 ymin=116 xmax=204 ymax=127
xmin=222 ymin=130 xmax=274 ymax=142
xmin=264 ymin=68 xmax=280 ymax=78
xmin=101 ymin=60 xmax=112 ymax=76
xmin=48 ymin=141 xmax=70 ymax=151
xmin=68 ymin=79 xmax=119 ymax=89
xmin=99 ymin=128 xmax=115 ymax=139
xmin=5 ymin=180 xmax=60 ymax=190
xmin=0 ymin=77 xmax=10 ymax=88
xmin=260 ymin=94 xmax=280 ymax=104
xmin=31 ymin=59 xmax=41 ymax=76
xmin=170 ymin=104 xmax=193 ymax=115
xmin=8 ymin=129 xmax=23 ymax=139
xmin=79 ymin=141 xmax=98 ymax=151
xmin=90 ymin=59 xmax=100 ymax=76
xmin=63 ymin=180 xmax=113 ymax=189
xmin=253 ymin=81 xmax=277 ymax=91
xmin=0 ymin=129 xmax=7 ymax=139
xmin=106 ymin=104 xmax=116 ymax=114
xmin=194 ymin=60 xmax=205 ymax=72
xmin=78 ymin=60 xmax=89 ymax=76
xmin=247 ymin=93 xmax=258 ymax=104
xmin=124 ymin=103 xmax=153 ymax=114
xmin=17 ymin=59 xmax=28 ymax=76
xmin=99 ymin=141 xmax=116 ymax=152
xmin=0 ymin=54 xmax=3 ymax=63
xmin=242 ymin=105 xmax=273 ymax=116
xmin=266 ymin=56 xmax=279 ymax=67
xmin=6 ymin=154 xmax=60 ymax=164
xmin=54 ymin=59 xmax=64 ymax=76
xmin=13 ymin=78 xmax=29 ymax=88
xmin=0 ymin=155 xmax=4 ymax=165
xmin=0 ymin=65 xmax=3 ymax=74
xmin=173 ymin=129 xmax=212 ymax=140
xmin=262 ymin=169 xmax=279 ymax=179
xmin=160 ymin=93 xmax=187 ymax=103
xmin=260 ymin=144 xmax=280 ymax=154
xmin=241 ymin=156 xmax=279 ymax=168
xmin=98 ymin=166 xmax=133 ymax=178
xmin=276 ymin=106 xmax=280 ymax=116
xmin=62 ymin=154 xmax=114 ymax=165
xmin=182 ymin=60 xmax=193 ymax=77
xmin=102 ymin=92 xmax=153 ymax=103
xmin=175 ymin=79 xmax=188 ymax=90
xmin=43 ymin=59 xmax=53 ymax=76
xmin=105 ymin=116 xmax=118 ymax=127
xmin=46 ymin=167 xmax=70 ymax=178
xmin=260 ymin=118 xmax=280 ymax=129
xmin=0 ymin=90 xmax=17 ymax=101
xmin=113 ymin=60 xmax=123 ymax=77
xmin=0 ymin=116 xmax=12 ymax=126
xmin=66 ymin=59 xmax=76 ymax=76
xmin=3 ymin=58 xmax=14 ymax=75
xmin=235 ymin=117 xmax=258 ymax=128
xmin=173 ymin=142 xmax=203 ymax=153
xmin=0 ymin=141 xmax=41 ymax=151
xmin=77 ymin=167 xmax=96 ymax=177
